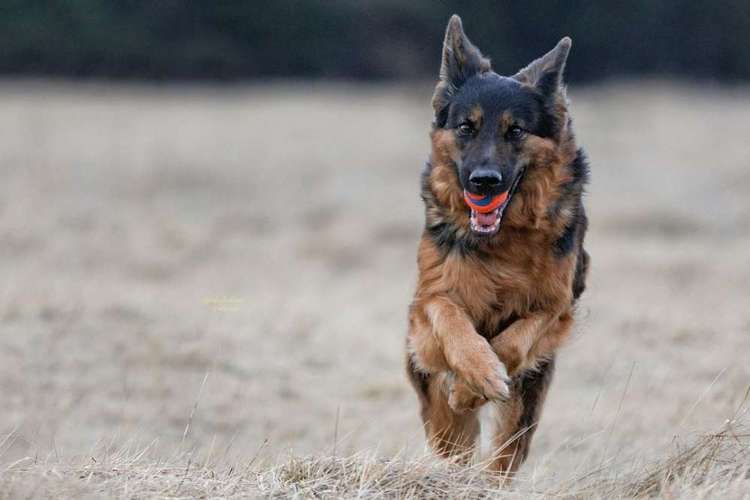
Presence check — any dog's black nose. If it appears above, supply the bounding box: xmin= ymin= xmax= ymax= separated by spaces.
xmin=469 ymin=169 xmax=502 ymax=192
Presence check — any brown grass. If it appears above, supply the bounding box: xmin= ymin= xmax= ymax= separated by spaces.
xmin=0 ymin=79 xmax=749 ymax=498
xmin=1 ymin=414 xmax=748 ymax=498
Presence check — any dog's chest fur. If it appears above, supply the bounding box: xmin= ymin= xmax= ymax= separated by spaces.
xmin=418 ymin=227 xmax=575 ymax=340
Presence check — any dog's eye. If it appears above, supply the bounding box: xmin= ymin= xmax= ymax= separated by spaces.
xmin=457 ymin=122 xmax=475 ymax=137
xmin=506 ymin=125 xmax=525 ymax=140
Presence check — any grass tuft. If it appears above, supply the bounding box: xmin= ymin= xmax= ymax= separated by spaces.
xmin=1 ymin=417 xmax=748 ymax=499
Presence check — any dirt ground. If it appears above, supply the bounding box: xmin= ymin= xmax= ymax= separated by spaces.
xmin=0 ymin=80 xmax=748 ymax=482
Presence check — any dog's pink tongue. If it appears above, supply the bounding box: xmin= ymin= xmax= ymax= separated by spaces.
xmin=476 ymin=210 xmax=498 ymax=226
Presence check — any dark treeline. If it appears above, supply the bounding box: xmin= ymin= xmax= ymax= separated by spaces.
xmin=1 ymin=0 xmax=748 ymax=82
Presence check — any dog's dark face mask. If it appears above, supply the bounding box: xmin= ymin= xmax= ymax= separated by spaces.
xmin=431 ymin=15 xmax=571 ymax=236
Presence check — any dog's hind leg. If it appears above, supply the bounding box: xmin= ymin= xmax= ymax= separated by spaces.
xmin=488 ymin=357 xmax=555 ymax=474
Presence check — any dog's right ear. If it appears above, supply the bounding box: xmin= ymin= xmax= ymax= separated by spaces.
xmin=432 ymin=15 xmax=491 ymax=128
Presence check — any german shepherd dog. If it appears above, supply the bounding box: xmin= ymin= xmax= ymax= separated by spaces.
xmin=406 ymin=15 xmax=590 ymax=474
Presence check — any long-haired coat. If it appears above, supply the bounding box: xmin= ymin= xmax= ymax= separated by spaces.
xmin=406 ymin=15 xmax=590 ymax=474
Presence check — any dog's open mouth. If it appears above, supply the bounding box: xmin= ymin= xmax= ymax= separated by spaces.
xmin=464 ymin=170 xmax=525 ymax=236
xmin=470 ymin=200 xmax=508 ymax=235
xmin=467 ymin=195 xmax=509 ymax=234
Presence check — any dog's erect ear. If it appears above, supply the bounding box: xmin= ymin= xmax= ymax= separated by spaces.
xmin=432 ymin=15 xmax=491 ymax=127
xmin=512 ymin=37 xmax=571 ymax=97
xmin=438 ymin=15 xmax=491 ymax=88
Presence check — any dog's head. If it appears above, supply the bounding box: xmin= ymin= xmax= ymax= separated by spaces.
xmin=429 ymin=15 xmax=573 ymax=237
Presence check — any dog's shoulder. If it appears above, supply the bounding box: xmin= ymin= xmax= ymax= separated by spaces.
xmin=553 ymin=148 xmax=590 ymax=299
xmin=553 ymin=148 xmax=590 ymax=256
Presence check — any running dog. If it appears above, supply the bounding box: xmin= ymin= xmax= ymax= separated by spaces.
xmin=406 ymin=15 xmax=590 ymax=474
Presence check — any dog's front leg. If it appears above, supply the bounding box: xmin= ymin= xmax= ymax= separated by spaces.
xmin=490 ymin=311 xmax=572 ymax=375
xmin=409 ymin=295 xmax=511 ymax=403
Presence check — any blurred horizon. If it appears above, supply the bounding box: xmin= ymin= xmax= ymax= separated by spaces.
xmin=2 ymin=1 xmax=749 ymax=83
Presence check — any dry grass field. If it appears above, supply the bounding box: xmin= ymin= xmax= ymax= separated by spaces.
xmin=0 ymin=80 xmax=749 ymax=497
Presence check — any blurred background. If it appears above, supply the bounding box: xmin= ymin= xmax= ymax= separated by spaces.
xmin=1 ymin=0 xmax=749 ymax=483
xmin=2 ymin=1 xmax=750 ymax=82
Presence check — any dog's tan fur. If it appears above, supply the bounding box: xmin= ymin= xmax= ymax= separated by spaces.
xmin=405 ymin=20 xmax=589 ymax=473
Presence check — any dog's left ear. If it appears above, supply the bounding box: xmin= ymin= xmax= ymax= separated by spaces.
xmin=512 ymin=37 xmax=571 ymax=99
xmin=432 ymin=15 xmax=491 ymax=127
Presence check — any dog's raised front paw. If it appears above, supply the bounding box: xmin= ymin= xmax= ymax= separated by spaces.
xmin=446 ymin=375 xmax=487 ymax=413
xmin=450 ymin=339 xmax=511 ymax=403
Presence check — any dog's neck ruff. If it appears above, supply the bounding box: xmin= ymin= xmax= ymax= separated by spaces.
xmin=463 ymin=191 xmax=508 ymax=213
